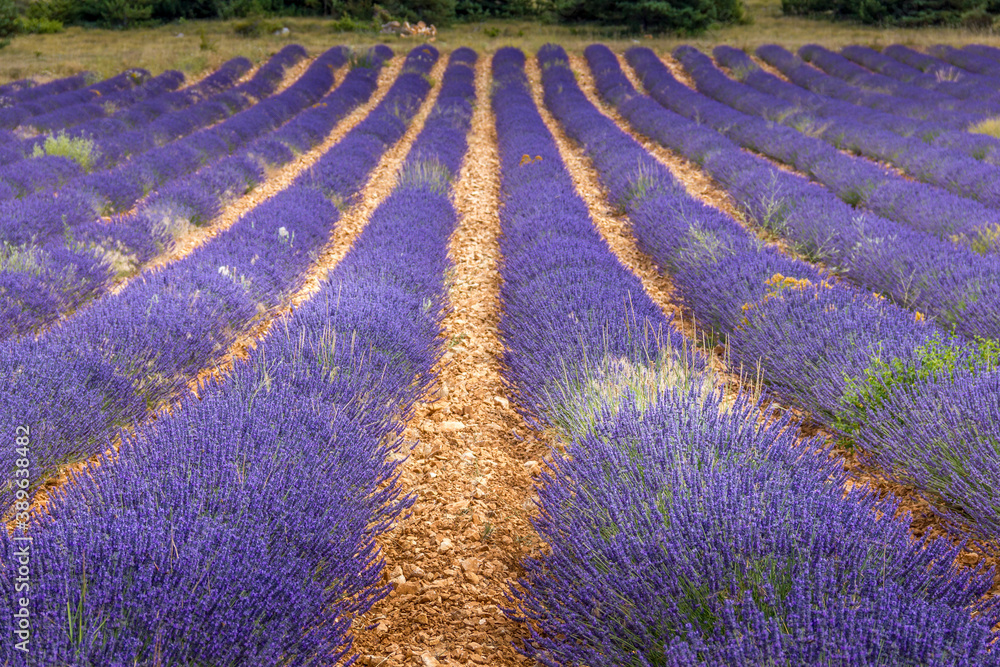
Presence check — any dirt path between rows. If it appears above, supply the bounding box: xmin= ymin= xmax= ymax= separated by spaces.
xmin=351 ymin=55 xmax=546 ymax=667
xmin=749 ymin=52 xmax=797 ymax=83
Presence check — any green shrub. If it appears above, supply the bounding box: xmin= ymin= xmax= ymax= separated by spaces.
xmin=78 ymin=0 xmax=155 ymax=28
xmin=780 ymin=0 xmax=832 ymax=15
xmin=713 ymin=0 xmax=751 ymax=22
xmin=32 ymin=132 xmax=98 ymax=171
xmin=330 ymin=15 xmax=364 ymax=30
xmin=455 ymin=0 xmax=535 ymax=18
xmin=198 ymin=26 xmax=216 ymax=50
xmin=152 ymin=0 xmax=219 ymax=20
xmin=835 ymin=334 xmax=1000 ymax=440
xmin=16 ymin=16 xmax=65 ymax=33
xmin=960 ymin=5 xmax=994 ymax=27
xmin=216 ymin=0 xmax=265 ymax=19
xmin=25 ymin=0 xmax=78 ymax=23
xmin=233 ymin=16 xmax=283 ymax=36
xmin=368 ymin=0 xmax=456 ymax=26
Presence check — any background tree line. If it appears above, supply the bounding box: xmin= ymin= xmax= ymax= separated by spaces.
xmin=0 ymin=0 xmax=750 ymax=37
xmin=781 ymin=0 xmax=1000 ymax=27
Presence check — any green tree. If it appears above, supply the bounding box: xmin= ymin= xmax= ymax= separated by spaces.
xmin=784 ymin=0 xmax=985 ymax=25
xmin=554 ymin=0 xmax=726 ymax=33
xmin=378 ymin=0 xmax=456 ymax=24
xmin=455 ymin=0 xmax=535 ymax=18
xmin=24 ymin=0 xmax=79 ymax=24
xmin=151 ymin=0 xmax=219 ymax=19
xmin=79 ymin=0 xmax=155 ymax=27
xmin=0 ymin=0 xmax=16 ymax=48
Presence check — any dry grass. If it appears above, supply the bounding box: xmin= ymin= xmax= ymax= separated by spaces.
xmin=970 ymin=116 xmax=1000 ymax=138
xmin=6 ymin=0 xmax=1000 ymax=84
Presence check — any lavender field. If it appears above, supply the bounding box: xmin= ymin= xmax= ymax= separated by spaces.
xmin=3 ymin=39 xmax=1000 ymax=666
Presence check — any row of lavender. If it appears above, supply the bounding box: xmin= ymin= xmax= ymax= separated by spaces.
xmin=738 ymin=44 xmax=1000 ymax=211
xmin=0 ymin=72 xmax=91 ymax=106
xmin=626 ymin=48 xmax=1000 ymax=350
xmin=686 ymin=45 xmax=1000 ymax=258
xmin=789 ymin=44 xmax=994 ymax=124
xmin=601 ymin=45 xmax=1000 ymax=542
xmin=798 ymin=43 xmax=1000 ymax=153
xmin=780 ymin=43 xmax=1000 ymax=166
xmin=0 ymin=44 xmax=302 ymax=214
xmin=767 ymin=43 xmax=998 ymax=122
xmin=0 ymin=44 xmax=475 ymax=665
xmin=676 ymin=44 xmax=1000 ymax=216
xmin=0 ymin=56 xmax=254 ymax=196
xmin=496 ymin=45 xmax=1000 ymax=665
xmin=620 ymin=49 xmax=1000 ymax=543
xmin=15 ymin=69 xmax=183 ymax=136
xmin=0 ymin=68 xmax=150 ymax=131
xmin=0 ymin=61 xmax=263 ymax=156
xmin=0 ymin=43 xmax=430 ymax=519
xmin=0 ymin=45 xmax=342 ymax=340
xmin=822 ymin=44 xmax=1000 ymax=106
xmin=0 ymin=66 xmax=199 ymax=195
xmin=717 ymin=45 xmax=1000 ymax=166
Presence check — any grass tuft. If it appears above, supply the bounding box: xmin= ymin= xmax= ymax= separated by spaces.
xmin=969 ymin=117 xmax=1000 ymax=139
xmin=397 ymin=158 xmax=452 ymax=194
xmin=0 ymin=242 xmax=46 ymax=276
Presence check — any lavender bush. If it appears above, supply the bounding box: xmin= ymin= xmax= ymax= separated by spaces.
xmin=0 ymin=57 xmax=253 ymax=192
xmin=0 ymin=46 xmax=357 ymax=340
xmin=625 ymin=46 xmax=1000 ymax=342
xmin=0 ymin=72 xmax=90 ymax=106
xmin=0 ymin=69 xmax=148 ymax=130
xmin=0 ymin=45 xmax=474 ymax=666
xmin=0 ymin=43 xmax=445 ymax=517
xmin=498 ymin=44 xmax=1000 ymax=666
xmin=592 ymin=42 xmax=1000 ymax=543
xmin=682 ymin=45 xmax=1000 ymax=209
xmin=714 ymin=45 xmax=1000 ymax=164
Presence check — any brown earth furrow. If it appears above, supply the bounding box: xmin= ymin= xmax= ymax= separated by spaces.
xmin=750 ymin=52 xmax=796 ymax=82
xmin=19 ymin=54 xmax=444 ymax=526
xmin=269 ymin=50 xmax=315 ymax=95
xmin=657 ymin=50 xmax=698 ymax=89
xmin=585 ymin=51 xmax=1000 ymax=591
xmin=351 ymin=55 xmax=546 ymax=667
